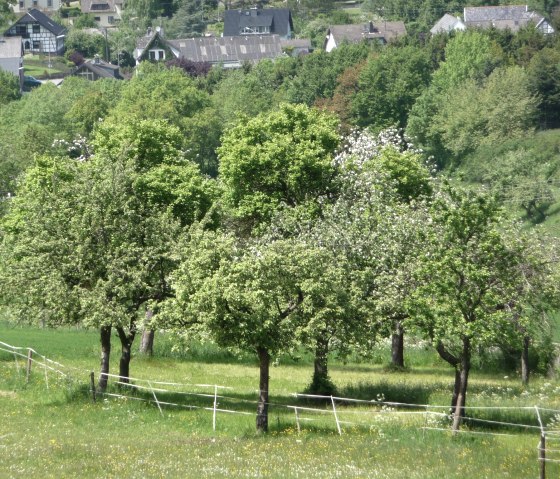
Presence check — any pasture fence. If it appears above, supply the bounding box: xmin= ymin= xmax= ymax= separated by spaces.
xmin=1 ymin=339 xmax=560 ymax=477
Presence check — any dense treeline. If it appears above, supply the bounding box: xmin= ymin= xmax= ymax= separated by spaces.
xmin=2 ymin=23 xmax=560 ymax=432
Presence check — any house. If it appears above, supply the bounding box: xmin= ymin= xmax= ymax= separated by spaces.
xmin=0 ymin=37 xmax=23 ymax=90
xmin=324 ymin=21 xmax=407 ymax=52
xmin=71 ymin=55 xmax=122 ymax=80
xmin=134 ymin=28 xmax=172 ymax=63
xmin=223 ymin=7 xmax=293 ymax=39
xmin=134 ymin=28 xmax=291 ymax=68
xmin=80 ymin=0 xmax=122 ymax=29
xmin=430 ymin=13 xmax=466 ymax=35
xmin=12 ymin=0 xmax=61 ymax=14
xmin=4 ymin=9 xmax=66 ymax=54
xmin=463 ymin=5 xmax=555 ymax=34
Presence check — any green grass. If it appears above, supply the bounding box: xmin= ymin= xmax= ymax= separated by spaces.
xmin=1 ymin=324 xmax=560 ymax=478
xmin=23 ymin=54 xmax=72 ymax=78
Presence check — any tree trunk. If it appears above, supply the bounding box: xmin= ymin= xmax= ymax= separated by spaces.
xmin=309 ymin=336 xmax=335 ymax=395
xmin=139 ymin=329 xmax=155 ymax=356
xmin=256 ymin=347 xmax=270 ymax=433
xmin=116 ymin=326 xmax=136 ymax=384
xmin=451 ymin=368 xmax=461 ymax=414
xmin=521 ymin=335 xmax=530 ymax=386
xmin=139 ymin=310 xmax=154 ymax=356
xmin=391 ymin=321 xmax=405 ymax=368
xmin=98 ymin=326 xmax=111 ymax=392
xmin=452 ymin=337 xmax=471 ymax=433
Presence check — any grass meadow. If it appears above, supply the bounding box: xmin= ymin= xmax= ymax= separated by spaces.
xmin=1 ymin=323 xmax=560 ymax=478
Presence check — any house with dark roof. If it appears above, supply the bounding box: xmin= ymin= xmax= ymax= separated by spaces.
xmin=71 ymin=55 xmax=122 ymax=80
xmin=463 ymin=4 xmax=554 ymax=34
xmin=134 ymin=28 xmax=298 ymax=68
xmin=0 ymin=37 xmax=23 ymax=90
xmin=5 ymin=8 xmax=65 ymax=54
xmin=134 ymin=28 xmax=173 ymax=63
xmin=324 ymin=21 xmax=407 ymax=52
xmin=430 ymin=14 xmax=466 ymax=35
xmin=81 ymin=0 xmax=122 ymax=28
xmin=223 ymin=7 xmax=293 ymax=39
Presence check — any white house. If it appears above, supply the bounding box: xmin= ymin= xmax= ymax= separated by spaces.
xmin=4 ymin=9 xmax=66 ymax=54
xmin=81 ymin=0 xmax=122 ymax=29
xmin=12 ymin=0 xmax=61 ymax=14
xmin=0 ymin=36 xmax=23 ymax=90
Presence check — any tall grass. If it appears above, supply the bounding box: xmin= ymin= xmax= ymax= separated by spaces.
xmin=1 ymin=324 xmax=559 ymax=478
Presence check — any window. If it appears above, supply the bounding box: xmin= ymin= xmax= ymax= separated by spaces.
xmin=15 ymin=25 xmax=27 ymax=35
xmin=108 ymin=16 xmax=114 ymax=24
xmin=241 ymin=26 xmax=270 ymax=35
xmin=32 ymin=25 xmax=40 ymax=33
xmin=94 ymin=16 xmax=100 ymax=21
xmin=47 ymin=0 xmax=52 ymax=6
xmin=32 ymin=41 xmax=40 ymax=50
xmin=33 ymin=0 xmax=37 ymax=5
xmin=79 ymin=71 xmax=94 ymax=81
xmin=148 ymin=49 xmax=165 ymax=60
xmin=19 ymin=1 xmax=24 ymax=8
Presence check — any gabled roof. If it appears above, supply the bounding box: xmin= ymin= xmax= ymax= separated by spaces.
xmin=73 ymin=57 xmax=122 ymax=79
xmin=10 ymin=8 xmax=66 ymax=36
xmin=0 ymin=37 xmax=23 ymax=59
xmin=463 ymin=5 xmax=548 ymax=31
xmin=223 ymin=8 xmax=293 ymax=37
xmin=134 ymin=29 xmax=171 ymax=61
xmin=327 ymin=21 xmax=407 ymax=45
xmin=81 ymin=0 xmax=117 ymax=14
xmin=167 ymin=35 xmax=284 ymax=65
xmin=430 ymin=14 xmax=466 ymax=35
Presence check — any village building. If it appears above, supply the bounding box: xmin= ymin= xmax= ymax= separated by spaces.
xmin=4 ymin=8 xmax=65 ymax=54
xmin=324 ymin=21 xmax=407 ymax=52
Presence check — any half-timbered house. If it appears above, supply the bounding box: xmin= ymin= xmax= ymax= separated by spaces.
xmin=5 ymin=9 xmax=66 ymax=54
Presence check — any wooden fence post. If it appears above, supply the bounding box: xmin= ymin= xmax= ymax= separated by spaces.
xmin=535 ymin=406 xmax=546 ymax=479
xmin=331 ymin=396 xmax=342 ymax=435
xmin=90 ymin=371 xmax=96 ymax=402
xmin=540 ymin=433 xmax=546 ymax=479
xmin=26 ymin=349 xmax=33 ymax=383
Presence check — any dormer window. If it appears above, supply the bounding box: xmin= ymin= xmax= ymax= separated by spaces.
xmin=241 ymin=25 xmax=270 ymax=34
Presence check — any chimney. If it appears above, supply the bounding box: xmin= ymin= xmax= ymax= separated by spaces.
xmin=250 ymin=6 xmax=257 ymax=16
xmin=93 ymin=54 xmax=101 ymax=64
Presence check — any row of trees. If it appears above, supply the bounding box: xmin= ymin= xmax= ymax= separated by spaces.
xmin=1 ymin=104 xmax=557 ymax=432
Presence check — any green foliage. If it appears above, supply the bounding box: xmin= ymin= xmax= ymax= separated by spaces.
xmin=527 ymin=47 xmax=560 ymax=128
xmin=211 ymin=58 xmax=296 ymax=125
xmin=1 ymin=118 xmax=214 ymax=347
xmin=460 ymin=130 xmax=560 ymax=223
xmin=283 ymin=44 xmax=371 ymax=106
xmin=412 ymin=185 xmax=557 ymax=357
xmin=110 ymin=63 xmax=210 ymax=128
xmin=0 ymin=69 xmax=20 ymax=105
xmin=64 ymin=29 xmax=106 ymax=58
xmin=72 ymin=13 xmax=97 ymax=29
xmin=433 ymin=66 xmax=538 ymax=159
xmin=0 ymin=0 xmax=14 ymax=29
xmin=165 ymin=0 xmax=218 ymax=38
xmin=407 ymin=31 xmax=506 ymax=164
xmin=352 ymin=45 xmax=431 ymax=130
xmin=218 ymin=103 xmax=340 ymax=231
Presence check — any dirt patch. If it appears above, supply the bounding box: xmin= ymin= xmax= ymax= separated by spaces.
xmin=0 ymin=390 xmax=17 ymax=398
